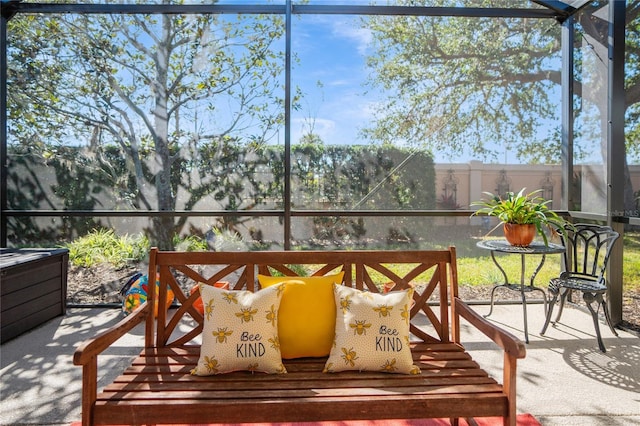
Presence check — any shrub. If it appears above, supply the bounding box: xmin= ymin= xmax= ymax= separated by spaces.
xmin=65 ymin=229 xmax=149 ymax=268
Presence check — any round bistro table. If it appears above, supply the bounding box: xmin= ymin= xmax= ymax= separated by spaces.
xmin=476 ymin=239 xmax=565 ymax=343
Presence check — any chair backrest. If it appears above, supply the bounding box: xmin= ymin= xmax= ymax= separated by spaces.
xmin=559 ymin=223 xmax=620 ymax=284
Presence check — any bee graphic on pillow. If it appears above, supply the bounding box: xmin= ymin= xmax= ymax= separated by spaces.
xmin=374 ymin=304 xmax=393 ymax=317
xmin=236 ymin=307 xmax=258 ymax=323
xmin=212 ymin=327 xmax=233 ymax=343
xmin=350 ymin=319 xmax=372 ymax=335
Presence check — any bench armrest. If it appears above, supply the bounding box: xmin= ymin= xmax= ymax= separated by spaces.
xmin=73 ymin=302 xmax=149 ymax=366
xmin=453 ymin=296 xmax=525 ymax=423
xmin=453 ymin=297 xmax=526 ymax=359
xmin=73 ymin=302 xmax=149 ymax=425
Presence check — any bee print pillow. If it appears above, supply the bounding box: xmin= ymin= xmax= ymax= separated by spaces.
xmin=191 ymin=284 xmax=287 ymax=375
xmin=323 ymin=285 xmax=420 ymax=375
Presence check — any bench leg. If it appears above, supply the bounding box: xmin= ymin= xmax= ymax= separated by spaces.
xmin=504 ymin=353 xmax=518 ymax=426
xmin=81 ymin=357 xmax=97 ymax=426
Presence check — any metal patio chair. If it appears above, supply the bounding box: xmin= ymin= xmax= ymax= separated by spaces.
xmin=540 ymin=223 xmax=620 ymax=352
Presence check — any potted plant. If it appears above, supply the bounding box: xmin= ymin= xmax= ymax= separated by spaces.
xmin=470 ymin=188 xmax=569 ymax=247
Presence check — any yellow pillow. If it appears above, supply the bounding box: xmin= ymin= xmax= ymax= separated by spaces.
xmin=323 ymin=284 xmax=420 ymax=374
xmin=258 ymin=272 xmax=345 ymax=359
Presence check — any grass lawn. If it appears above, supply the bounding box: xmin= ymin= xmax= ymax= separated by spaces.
xmin=458 ymin=254 xmax=562 ymax=288
xmin=374 ymin=231 xmax=640 ymax=292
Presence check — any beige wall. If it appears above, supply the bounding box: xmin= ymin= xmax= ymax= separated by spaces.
xmin=435 ymin=162 xmax=640 ymax=212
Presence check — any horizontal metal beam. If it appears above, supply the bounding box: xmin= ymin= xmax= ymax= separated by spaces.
xmin=531 ymin=0 xmax=576 ymax=15
xmin=294 ymin=5 xmax=560 ymax=19
xmin=11 ymin=3 xmax=285 ymax=15
xmin=11 ymin=2 xmax=560 ymax=20
xmin=3 ymin=209 xmax=571 ymax=218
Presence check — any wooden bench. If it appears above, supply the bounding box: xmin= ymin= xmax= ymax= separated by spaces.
xmin=74 ymin=247 xmax=526 ymax=426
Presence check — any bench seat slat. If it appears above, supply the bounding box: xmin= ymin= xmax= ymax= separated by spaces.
xmin=120 ymin=360 xmax=480 ymax=380
xmin=128 ymin=353 xmax=475 ymax=368
xmin=97 ymin=383 xmax=505 ymax=401
xmin=118 ymin=359 xmax=484 ymax=378
xmin=113 ymin=367 xmax=489 ymax=385
xmin=118 ymin=362 xmax=486 ymax=377
xmin=93 ymin=393 xmax=509 ymax=425
xmin=103 ymin=375 xmax=499 ymax=393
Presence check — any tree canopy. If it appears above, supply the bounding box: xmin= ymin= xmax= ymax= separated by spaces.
xmin=363 ymin=1 xmax=639 ymax=165
xmin=8 ymin=11 xmax=287 ymax=248
xmin=363 ymin=9 xmax=562 ymax=163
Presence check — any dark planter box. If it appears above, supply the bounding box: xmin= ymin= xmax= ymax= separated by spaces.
xmin=1 ymin=248 xmax=69 ymax=343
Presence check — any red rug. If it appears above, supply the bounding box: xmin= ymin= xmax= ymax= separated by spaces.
xmin=71 ymin=414 xmax=540 ymax=426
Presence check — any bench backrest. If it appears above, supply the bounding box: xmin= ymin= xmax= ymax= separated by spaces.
xmin=146 ymin=247 xmax=460 ymax=349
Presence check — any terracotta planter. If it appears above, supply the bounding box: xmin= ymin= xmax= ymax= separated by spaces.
xmin=503 ymin=223 xmax=536 ymax=247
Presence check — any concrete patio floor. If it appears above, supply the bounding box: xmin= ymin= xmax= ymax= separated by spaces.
xmin=1 ymin=302 xmax=639 ymax=426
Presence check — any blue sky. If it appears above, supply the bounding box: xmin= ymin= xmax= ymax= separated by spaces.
xmin=289 ymin=14 xmax=635 ymax=166
xmin=287 ymin=13 xmax=532 ymax=164
xmin=290 ymin=15 xmax=378 ymax=150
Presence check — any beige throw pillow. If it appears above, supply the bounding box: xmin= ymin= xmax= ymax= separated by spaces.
xmin=324 ymin=285 xmax=420 ymax=375
xmin=191 ymin=284 xmax=286 ymax=375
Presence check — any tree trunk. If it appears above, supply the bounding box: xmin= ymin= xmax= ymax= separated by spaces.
xmin=152 ymin=14 xmax=176 ymax=250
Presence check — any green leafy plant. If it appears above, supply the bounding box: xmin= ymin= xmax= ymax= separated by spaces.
xmin=209 ymin=228 xmax=247 ymax=252
xmin=65 ymin=229 xmax=149 ymax=268
xmin=470 ymin=188 xmax=570 ymax=246
xmin=172 ymin=234 xmax=209 ymax=252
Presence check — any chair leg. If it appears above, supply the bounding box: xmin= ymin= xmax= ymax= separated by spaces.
xmin=541 ymin=291 xmax=558 ymax=335
xmin=599 ymin=294 xmax=619 ymax=337
xmin=583 ymin=292 xmax=606 ymax=353
xmin=554 ymin=288 xmax=569 ymax=323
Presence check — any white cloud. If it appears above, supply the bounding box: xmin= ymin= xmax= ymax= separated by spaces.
xmin=292 ymin=117 xmax=338 ymax=144
xmin=330 ymin=20 xmax=373 ymax=56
